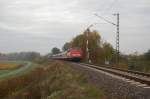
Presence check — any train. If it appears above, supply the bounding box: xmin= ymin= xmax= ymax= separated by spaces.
xmin=51 ymin=48 xmax=82 ymax=62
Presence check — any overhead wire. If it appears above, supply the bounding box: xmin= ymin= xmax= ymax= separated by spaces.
xmin=85 ymin=0 xmax=118 ymax=31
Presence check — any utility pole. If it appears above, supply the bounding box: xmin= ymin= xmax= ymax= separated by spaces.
xmin=95 ymin=13 xmax=120 ymax=64
xmin=86 ymin=28 xmax=90 ymax=63
xmin=84 ymin=24 xmax=94 ymax=63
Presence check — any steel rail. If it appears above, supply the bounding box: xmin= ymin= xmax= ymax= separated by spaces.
xmin=80 ymin=63 xmax=150 ymax=77
xmin=78 ymin=63 xmax=150 ymax=86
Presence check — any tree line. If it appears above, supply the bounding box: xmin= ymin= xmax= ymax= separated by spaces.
xmin=51 ymin=29 xmax=150 ymax=72
xmin=0 ymin=52 xmax=41 ymax=61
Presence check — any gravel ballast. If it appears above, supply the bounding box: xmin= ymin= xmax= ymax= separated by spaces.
xmin=69 ymin=62 xmax=150 ymax=99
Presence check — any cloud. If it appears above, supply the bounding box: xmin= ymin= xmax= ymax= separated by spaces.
xmin=0 ymin=0 xmax=150 ymax=54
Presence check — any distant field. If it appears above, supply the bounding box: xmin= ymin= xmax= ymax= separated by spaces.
xmin=0 ymin=61 xmax=35 ymax=80
xmin=0 ymin=63 xmax=20 ymax=70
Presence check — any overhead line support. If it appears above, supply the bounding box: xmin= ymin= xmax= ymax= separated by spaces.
xmin=95 ymin=13 xmax=120 ymax=64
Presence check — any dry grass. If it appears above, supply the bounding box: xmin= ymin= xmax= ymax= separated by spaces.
xmin=116 ymin=63 xmax=128 ymax=69
xmin=0 ymin=63 xmax=20 ymax=70
xmin=0 ymin=60 xmax=106 ymax=99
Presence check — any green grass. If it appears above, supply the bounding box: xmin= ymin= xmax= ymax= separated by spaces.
xmin=1 ymin=60 xmax=106 ymax=99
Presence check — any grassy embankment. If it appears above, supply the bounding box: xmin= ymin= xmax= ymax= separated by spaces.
xmin=0 ymin=60 xmax=106 ymax=99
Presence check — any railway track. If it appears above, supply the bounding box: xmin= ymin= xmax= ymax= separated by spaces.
xmin=76 ymin=63 xmax=150 ymax=86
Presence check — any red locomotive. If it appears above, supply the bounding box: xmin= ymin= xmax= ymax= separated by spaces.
xmin=52 ymin=48 xmax=82 ymax=62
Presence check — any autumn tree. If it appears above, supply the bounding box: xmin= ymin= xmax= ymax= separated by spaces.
xmin=63 ymin=30 xmax=114 ymax=64
xmin=103 ymin=42 xmax=114 ymax=62
xmin=62 ymin=42 xmax=71 ymax=51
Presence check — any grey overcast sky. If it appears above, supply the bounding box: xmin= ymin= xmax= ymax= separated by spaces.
xmin=0 ymin=0 xmax=150 ymax=54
